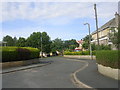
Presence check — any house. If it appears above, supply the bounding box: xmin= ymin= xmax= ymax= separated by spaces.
xmin=0 ymin=41 xmax=7 ymax=46
xmin=75 ymin=39 xmax=83 ymax=51
xmin=91 ymin=12 xmax=119 ymax=49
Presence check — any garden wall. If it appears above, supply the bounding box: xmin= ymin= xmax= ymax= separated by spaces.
xmin=96 ymin=50 xmax=119 ymax=80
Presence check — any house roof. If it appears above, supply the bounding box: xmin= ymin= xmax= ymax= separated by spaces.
xmin=91 ymin=15 xmax=120 ymax=35
xmin=0 ymin=41 xmax=7 ymax=44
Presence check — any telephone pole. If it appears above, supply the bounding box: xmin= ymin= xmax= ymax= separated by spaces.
xmin=94 ymin=4 xmax=100 ymax=49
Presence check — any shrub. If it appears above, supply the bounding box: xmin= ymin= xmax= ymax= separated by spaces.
xmin=2 ymin=46 xmax=40 ymax=62
xmin=64 ymin=51 xmax=96 ymax=55
xmin=22 ymin=47 xmax=40 ymax=59
xmin=81 ymin=51 xmax=89 ymax=55
xmin=16 ymin=48 xmax=30 ymax=60
xmin=96 ymin=50 xmax=119 ymax=69
xmin=2 ymin=47 xmax=18 ymax=62
xmin=91 ymin=44 xmax=111 ymax=50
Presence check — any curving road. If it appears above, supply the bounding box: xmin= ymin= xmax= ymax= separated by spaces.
xmin=2 ymin=57 xmax=118 ymax=88
xmin=2 ymin=57 xmax=85 ymax=88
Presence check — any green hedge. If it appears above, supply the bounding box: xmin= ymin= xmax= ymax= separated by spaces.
xmin=21 ymin=47 xmax=40 ymax=59
xmin=2 ymin=47 xmax=40 ymax=62
xmin=64 ymin=51 xmax=96 ymax=55
xmin=96 ymin=50 xmax=119 ymax=69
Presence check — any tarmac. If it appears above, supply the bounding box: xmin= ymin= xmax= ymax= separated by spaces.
xmin=1 ymin=57 xmax=119 ymax=89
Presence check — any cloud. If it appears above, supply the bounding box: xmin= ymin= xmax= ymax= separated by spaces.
xmin=1 ymin=0 xmax=119 ymax=2
xmin=1 ymin=2 xmax=118 ymax=22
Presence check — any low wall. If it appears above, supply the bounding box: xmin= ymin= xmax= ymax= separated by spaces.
xmin=1 ymin=59 xmax=40 ymax=69
xmin=98 ymin=64 xmax=120 ymax=80
xmin=64 ymin=55 xmax=96 ymax=60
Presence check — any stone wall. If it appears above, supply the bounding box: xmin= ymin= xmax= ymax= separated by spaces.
xmin=98 ymin=64 xmax=120 ymax=80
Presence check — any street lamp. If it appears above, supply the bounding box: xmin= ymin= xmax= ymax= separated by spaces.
xmin=41 ymin=32 xmax=43 ymax=59
xmin=84 ymin=23 xmax=92 ymax=60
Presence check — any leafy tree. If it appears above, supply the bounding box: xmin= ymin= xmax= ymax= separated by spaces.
xmin=109 ymin=27 xmax=118 ymax=49
xmin=82 ymin=35 xmax=92 ymax=50
xmin=51 ymin=38 xmax=64 ymax=53
xmin=91 ymin=44 xmax=96 ymax=51
xmin=26 ymin=32 xmax=41 ymax=48
xmin=26 ymin=32 xmax=51 ymax=53
xmin=41 ymin=32 xmax=51 ymax=53
xmin=83 ymin=35 xmax=89 ymax=42
xmin=3 ymin=35 xmax=14 ymax=46
xmin=63 ymin=39 xmax=78 ymax=51
xmin=82 ymin=42 xmax=89 ymax=49
xmin=16 ymin=37 xmax=26 ymax=47
xmin=13 ymin=37 xmax=17 ymax=46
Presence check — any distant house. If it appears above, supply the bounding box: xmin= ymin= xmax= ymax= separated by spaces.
xmin=91 ymin=12 xmax=119 ymax=49
xmin=0 ymin=41 xmax=7 ymax=46
xmin=75 ymin=40 xmax=83 ymax=51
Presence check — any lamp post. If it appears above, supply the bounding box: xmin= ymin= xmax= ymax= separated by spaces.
xmin=41 ymin=32 xmax=43 ymax=59
xmin=84 ymin=23 xmax=92 ymax=60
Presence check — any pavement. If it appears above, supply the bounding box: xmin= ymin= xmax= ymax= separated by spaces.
xmin=1 ymin=57 xmax=119 ymax=89
xmin=1 ymin=60 xmax=52 ymax=74
xmin=71 ymin=58 xmax=119 ymax=88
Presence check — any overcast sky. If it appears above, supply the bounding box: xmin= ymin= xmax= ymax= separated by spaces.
xmin=0 ymin=1 xmax=119 ymax=41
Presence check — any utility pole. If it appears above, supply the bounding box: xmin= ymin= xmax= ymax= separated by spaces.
xmin=94 ymin=4 xmax=100 ymax=49
xmin=84 ymin=23 xmax=92 ymax=60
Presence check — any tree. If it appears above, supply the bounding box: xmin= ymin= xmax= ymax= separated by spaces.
xmin=3 ymin=35 xmax=14 ymax=46
xmin=109 ymin=27 xmax=118 ymax=49
xmin=63 ymin=39 xmax=78 ymax=51
xmin=82 ymin=42 xmax=89 ymax=49
xmin=83 ymin=35 xmax=89 ymax=42
xmin=16 ymin=37 xmax=26 ymax=47
xmin=41 ymin=32 xmax=51 ymax=53
xmin=82 ymin=35 xmax=92 ymax=50
xmin=13 ymin=37 xmax=17 ymax=46
xmin=51 ymin=38 xmax=64 ymax=53
xmin=26 ymin=32 xmax=41 ymax=48
xmin=26 ymin=32 xmax=51 ymax=53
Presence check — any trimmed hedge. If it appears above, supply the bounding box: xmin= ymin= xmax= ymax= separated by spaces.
xmin=22 ymin=47 xmax=40 ymax=59
xmin=64 ymin=51 xmax=96 ymax=55
xmin=96 ymin=50 xmax=119 ymax=69
xmin=2 ymin=47 xmax=40 ymax=62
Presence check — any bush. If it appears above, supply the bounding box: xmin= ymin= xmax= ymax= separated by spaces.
xmin=2 ymin=47 xmax=18 ymax=62
xmin=16 ymin=48 xmax=31 ymax=60
xmin=2 ymin=47 xmax=40 ymax=62
xmin=22 ymin=47 xmax=40 ymax=59
xmin=91 ymin=44 xmax=111 ymax=50
xmin=64 ymin=51 xmax=96 ymax=55
xmin=96 ymin=50 xmax=119 ymax=69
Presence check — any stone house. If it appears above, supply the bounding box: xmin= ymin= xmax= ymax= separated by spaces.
xmin=91 ymin=12 xmax=119 ymax=49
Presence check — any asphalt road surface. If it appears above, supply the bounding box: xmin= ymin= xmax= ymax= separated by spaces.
xmin=2 ymin=57 xmax=85 ymax=88
xmin=2 ymin=57 xmax=118 ymax=88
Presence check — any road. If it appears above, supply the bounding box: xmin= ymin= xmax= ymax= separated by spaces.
xmin=2 ymin=57 xmax=85 ymax=88
xmin=2 ymin=57 xmax=118 ymax=88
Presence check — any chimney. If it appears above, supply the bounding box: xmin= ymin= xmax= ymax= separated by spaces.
xmin=115 ymin=12 xmax=120 ymax=28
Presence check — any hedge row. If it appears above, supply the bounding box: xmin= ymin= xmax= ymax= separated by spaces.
xmin=64 ymin=51 xmax=96 ymax=55
xmin=96 ymin=50 xmax=119 ymax=69
xmin=2 ymin=47 xmax=40 ymax=62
